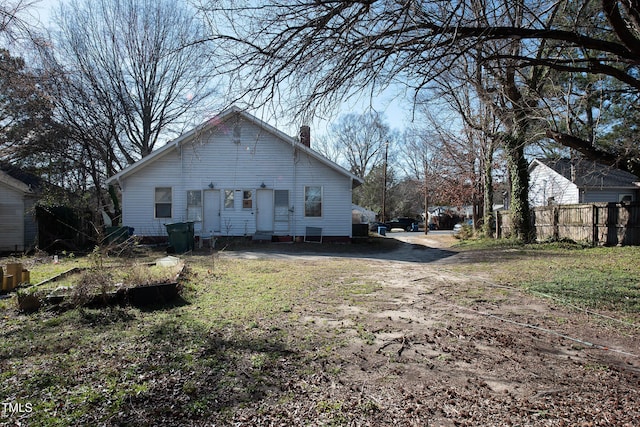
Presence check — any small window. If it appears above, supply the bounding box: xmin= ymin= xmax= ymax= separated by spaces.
xmin=274 ymin=189 xmax=289 ymax=222
xmin=224 ymin=190 xmax=235 ymax=209
xmin=155 ymin=187 xmax=172 ymax=218
xmin=242 ymin=190 xmax=253 ymax=209
xmin=187 ymin=190 xmax=202 ymax=221
xmin=304 ymin=186 xmax=322 ymax=217
xmin=620 ymin=194 xmax=633 ymax=203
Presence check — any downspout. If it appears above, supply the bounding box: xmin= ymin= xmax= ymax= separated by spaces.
xmin=292 ymin=142 xmax=297 ymax=240
xmin=350 ymin=177 xmax=354 ymax=238
xmin=179 ymin=142 xmax=185 ymax=221
xmin=294 ymin=126 xmax=311 ymax=240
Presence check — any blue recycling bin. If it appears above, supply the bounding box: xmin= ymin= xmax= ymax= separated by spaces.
xmin=377 ymin=225 xmax=387 ymax=236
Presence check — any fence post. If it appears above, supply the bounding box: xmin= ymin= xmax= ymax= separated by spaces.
xmin=592 ymin=204 xmax=597 ymax=246
xmin=553 ymin=206 xmax=559 ymax=240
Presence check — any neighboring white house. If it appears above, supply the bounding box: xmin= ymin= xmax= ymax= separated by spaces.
xmin=106 ymin=106 xmax=363 ymax=242
xmin=528 ymin=158 xmax=640 ymax=207
xmin=0 ymin=167 xmax=38 ymax=252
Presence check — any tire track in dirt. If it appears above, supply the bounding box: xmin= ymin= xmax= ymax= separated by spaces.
xmin=303 ymin=256 xmax=640 ymax=425
xmin=221 ymin=239 xmax=640 ymax=424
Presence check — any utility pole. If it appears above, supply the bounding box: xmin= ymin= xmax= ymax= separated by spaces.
xmin=382 ymin=140 xmax=389 ymax=223
xmin=424 ymin=156 xmax=429 ymax=235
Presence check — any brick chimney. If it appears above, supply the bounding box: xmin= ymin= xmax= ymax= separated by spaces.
xmin=299 ymin=125 xmax=310 ymax=148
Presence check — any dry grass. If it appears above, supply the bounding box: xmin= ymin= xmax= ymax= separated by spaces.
xmin=1 ymin=240 xmax=638 ymax=426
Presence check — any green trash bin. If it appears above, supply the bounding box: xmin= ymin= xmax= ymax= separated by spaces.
xmin=165 ymin=222 xmax=195 ymax=253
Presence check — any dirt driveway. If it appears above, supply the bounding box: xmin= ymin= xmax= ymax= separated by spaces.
xmin=223 ymin=234 xmax=640 ymax=425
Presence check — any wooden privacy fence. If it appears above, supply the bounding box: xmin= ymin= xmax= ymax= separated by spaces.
xmin=496 ymin=202 xmax=640 ymax=246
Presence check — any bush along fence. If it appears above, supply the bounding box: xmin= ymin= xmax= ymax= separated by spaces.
xmin=496 ymin=202 xmax=640 ymax=246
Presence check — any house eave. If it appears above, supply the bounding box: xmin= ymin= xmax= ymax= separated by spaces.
xmin=0 ymin=171 xmax=32 ymax=194
xmin=579 ymin=185 xmax=640 ymax=191
xmin=106 ymin=105 xmax=364 ymax=187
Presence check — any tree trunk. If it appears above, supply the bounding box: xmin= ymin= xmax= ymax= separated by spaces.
xmin=504 ymin=136 xmax=533 ymax=242
xmin=482 ymin=155 xmax=495 ymax=237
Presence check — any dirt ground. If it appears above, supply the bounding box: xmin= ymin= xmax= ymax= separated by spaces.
xmin=2 ymin=235 xmax=639 ymax=426
xmin=223 ymin=234 xmax=640 ymax=426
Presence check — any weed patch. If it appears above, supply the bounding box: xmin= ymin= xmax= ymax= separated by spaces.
xmin=1 ymin=244 xmax=639 ymax=426
xmin=448 ymin=241 xmax=640 ymax=314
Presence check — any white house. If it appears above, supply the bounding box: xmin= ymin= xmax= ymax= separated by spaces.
xmin=106 ymin=107 xmax=363 ymax=242
xmin=0 ymin=167 xmax=38 ymax=252
xmin=529 ymin=158 xmax=640 ymax=207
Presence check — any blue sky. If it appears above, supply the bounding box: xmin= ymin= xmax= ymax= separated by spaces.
xmin=31 ymin=0 xmax=414 ymax=139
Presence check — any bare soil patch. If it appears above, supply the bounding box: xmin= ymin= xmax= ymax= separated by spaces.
xmin=224 ymin=236 xmax=640 ymax=425
xmin=2 ymin=236 xmax=639 ymax=426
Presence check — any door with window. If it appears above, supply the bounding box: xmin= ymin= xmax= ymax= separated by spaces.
xmin=203 ymin=190 xmax=221 ymax=234
xmin=256 ymin=189 xmax=274 ymax=232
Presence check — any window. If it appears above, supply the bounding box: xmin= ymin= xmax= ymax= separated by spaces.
xmin=187 ymin=190 xmax=202 ymax=221
xmin=155 ymin=187 xmax=172 ymax=218
xmin=242 ymin=190 xmax=253 ymax=209
xmin=224 ymin=190 xmax=235 ymax=209
xmin=274 ymin=190 xmax=289 ymax=222
xmin=304 ymin=186 xmax=322 ymax=217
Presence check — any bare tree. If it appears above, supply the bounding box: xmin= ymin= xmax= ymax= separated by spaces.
xmin=314 ymin=111 xmax=399 ymax=217
xmin=204 ymin=0 xmax=640 ymax=118
xmin=34 ymin=0 xmax=218 ymax=223
xmin=202 ymin=0 xmax=640 ymax=240
xmin=49 ymin=0 xmax=216 ymax=161
xmin=403 ymin=111 xmax=483 ymax=211
xmin=0 ymin=0 xmax=40 ymax=46
xmin=399 ymin=127 xmax=447 ymax=232
xmin=325 ymin=112 xmax=393 ymax=178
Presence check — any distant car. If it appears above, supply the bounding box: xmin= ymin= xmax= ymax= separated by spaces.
xmin=386 ymin=217 xmax=419 ymax=232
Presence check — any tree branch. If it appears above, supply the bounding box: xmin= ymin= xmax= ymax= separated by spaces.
xmin=546 ymin=129 xmax=640 ymax=177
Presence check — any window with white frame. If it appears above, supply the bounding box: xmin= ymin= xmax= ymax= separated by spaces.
xmin=242 ymin=190 xmax=253 ymax=209
xmin=155 ymin=187 xmax=172 ymax=218
xmin=224 ymin=190 xmax=235 ymax=209
xmin=304 ymin=186 xmax=322 ymax=217
xmin=187 ymin=190 xmax=202 ymax=221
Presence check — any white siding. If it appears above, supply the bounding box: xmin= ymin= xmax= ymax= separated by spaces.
xmin=23 ymin=196 xmax=38 ymax=250
xmin=529 ymin=163 xmax=579 ymax=207
xmin=292 ymin=151 xmax=353 ymax=237
xmin=119 ymin=116 xmax=354 ymax=238
xmin=0 ymin=182 xmax=25 ymax=251
xmin=121 ymin=150 xmax=184 ymax=236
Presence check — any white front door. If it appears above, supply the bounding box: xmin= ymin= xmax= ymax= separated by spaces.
xmin=203 ymin=190 xmax=221 ymax=234
xmin=256 ymin=189 xmax=274 ymax=232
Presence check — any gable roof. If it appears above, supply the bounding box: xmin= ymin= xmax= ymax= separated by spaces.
xmin=106 ymin=106 xmax=363 ymax=188
xmin=530 ymin=158 xmax=640 ymax=189
xmin=0 ymin=163 xmax=40 ymax=194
